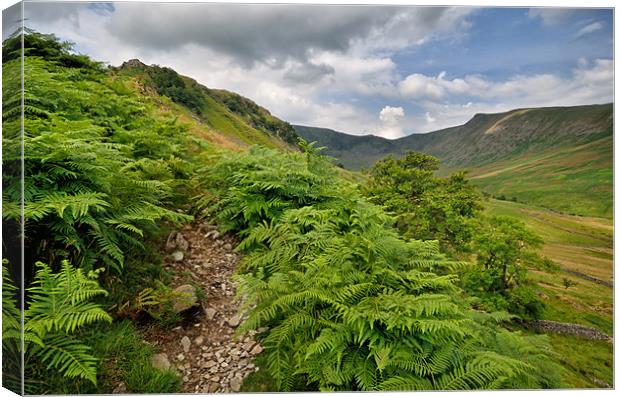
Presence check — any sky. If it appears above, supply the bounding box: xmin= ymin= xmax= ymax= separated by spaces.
xmin=3 ymin=1 xmax=614 ymax=138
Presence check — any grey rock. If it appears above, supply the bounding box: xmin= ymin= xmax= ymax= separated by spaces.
xmin=227 ymin=314 xmax=242 ymax=328
xmin=112 ymin=381 xmax=127 ymax=394
xmin=165 ymin=232 xmax=178 ymax=252
xmin=171 ymin=250 xmax=184 ymax=262
xmin=151 ymin=353 xmax=171 ymax=371
xmin=175 ymin=232 xmax=189 ymax=251
xmin=176 ymin=353 xmax=185 ymax=361
xmin=242 ymin=341 xmax=256 ymax=352
xmin=230 ymin=376 xmax=243 ymax=392
xmin=250 ymin=344 xmax=264 ymax=355
xmin=171 ymin=284 xmax=198 ymax=313
xmin=223 ymin=243 xmax=233 ymax=251
xmin=194 ymin=335 xmax=204 ymax=346
xmin=205 ymin=308 xmax=217 ymax=320
xmin=181 ymin=335 xmax=191 ymax=353
xmin=203 ymin=360 xmax=217 ymax=368
xmin=207 ymin=382 xmax=219 ymax=393
xmin=205 ymin=230 xmax=220 ymax=240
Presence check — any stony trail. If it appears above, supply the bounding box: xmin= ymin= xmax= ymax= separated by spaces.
xmin=143 ymin=222 xmax=264 ymax=393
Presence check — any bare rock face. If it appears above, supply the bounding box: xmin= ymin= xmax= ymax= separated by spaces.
xmin=172 ymin=284 xmax=198 ymax=313
xmin=151 ymin=353 xmax=171 ymax=371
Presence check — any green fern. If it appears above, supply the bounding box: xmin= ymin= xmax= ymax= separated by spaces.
xmin=2 ymin=261 xmax=112 ymax=391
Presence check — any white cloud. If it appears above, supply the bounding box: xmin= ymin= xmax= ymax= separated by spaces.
xmin=575 ymin=21 xmax=604 ymax=38
xmin=528 ymin=8 xmax=573 ymax=26
xmin=425 ymin=112 xmax=436 ymax=123
xmin=378 ymin=106 xmax=406 ymax=139
xmin=399 ymin=71 xmax=470 ymax=99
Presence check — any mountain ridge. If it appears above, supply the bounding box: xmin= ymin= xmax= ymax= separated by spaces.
xmin=294 ymin=103 xmax=613 ymax=170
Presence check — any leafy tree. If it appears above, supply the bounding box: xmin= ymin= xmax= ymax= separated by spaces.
xmin=471 ymin=216 xmax=542 ymax=291
xmin=462 ymin=216 xmax=546 ymax=318
xmin=365 ymin=152 xmax=482 ymax=252
xmin=2 ymin=261 xmax=112 ymax=394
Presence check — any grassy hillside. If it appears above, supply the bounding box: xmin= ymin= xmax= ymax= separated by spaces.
xmin=295 ymin=104 xmax=613 ymax=218
xmin=467 ymin=134 xmax=613 ymax=218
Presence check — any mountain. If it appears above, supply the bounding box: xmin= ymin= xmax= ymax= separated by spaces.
xmin=114 ymin=59 xmax=300 ymax=151
xmin=295 ymin=104 xmax=613 ymax=218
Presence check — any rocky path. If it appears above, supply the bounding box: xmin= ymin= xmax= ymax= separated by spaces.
xmin=144 ymin=222 xmax=264 ymax=393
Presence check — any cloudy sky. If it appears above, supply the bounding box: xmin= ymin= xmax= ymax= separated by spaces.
xmin=4 ymin=1 xmax=613 ymax=138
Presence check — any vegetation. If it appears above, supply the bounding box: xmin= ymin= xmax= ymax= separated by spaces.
xmin=2 ymin=30 xmax=196 ymax=394
xmin=364 ymin=152 xmax=481 ymax=253
xmin=1 ymin=29 xmax=611 ymax=393
xmin=202 ymin=145 xmax=563 ymax=391
xmin=3 ymin=261 xmax=112 ymax=393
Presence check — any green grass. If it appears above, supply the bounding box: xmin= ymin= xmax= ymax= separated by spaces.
xmin=86 ymin=320 xmax=181 ymax=394
xmin=545 ymin=334 xmax=613 ymax=388
xmin=467 ymin=135 xmax=612 ymax=218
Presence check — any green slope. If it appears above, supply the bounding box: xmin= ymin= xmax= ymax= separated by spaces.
xmin=467 ymin=134 xmax=613 ymax=218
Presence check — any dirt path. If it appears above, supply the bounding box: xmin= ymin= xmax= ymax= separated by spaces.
xmin=143 ymin=222 xmax=263 ymax=393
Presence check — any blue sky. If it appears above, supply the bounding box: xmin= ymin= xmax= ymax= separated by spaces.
xmin=7 ymin=2 xmax=613 ymax=138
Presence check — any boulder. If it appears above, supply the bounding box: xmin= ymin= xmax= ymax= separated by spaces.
xmin=171 ymin=250 xmax=184 ymax=262
xmin=172 ymin=284 xmax=198 ymax=313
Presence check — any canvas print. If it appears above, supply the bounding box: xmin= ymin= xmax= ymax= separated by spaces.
xmin=1 ymin=1 xmax=614 ymax=394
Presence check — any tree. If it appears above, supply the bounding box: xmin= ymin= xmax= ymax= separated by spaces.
xmin=364 ymin=152 xmax=482 ymax=253
xmin=471 ymin=216 xmax=542 ymax=291
xmin=463 ymin=216 xmax=546 ymax=318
